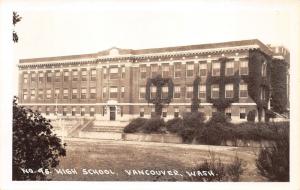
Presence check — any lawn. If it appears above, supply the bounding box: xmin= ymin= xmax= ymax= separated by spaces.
xmin=49 ymin=139 xmax=265 ymax=181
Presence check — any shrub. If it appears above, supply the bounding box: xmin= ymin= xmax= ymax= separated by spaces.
xmin=123 ymin=118 xmax=147 ymax=133
xmin=165 ymin=118 xmax=184 ymax=133
xmin=247 ymin=110 xmax=256 ymax=122
xmin=209 ymin=111 xmax=228 ymax=123
xmin=256 ymin=127 xmax=289 ymax=181
xmin=141 ymin=118 xmax=166 ymax=134
xmin=182 ymin=112 xmax=206 ymax=128
xmin=226 ymin=155 xmax=244 ymax=181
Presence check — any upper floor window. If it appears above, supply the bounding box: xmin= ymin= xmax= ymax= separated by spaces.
xmin=72 ymin=70 xmax=78 ymax=81
xmin=186 ymin=62 xmax=194 ymax=77
xmin=240 ymin=61 xmax=248 ymax=75
xmin=38 ymin=73 xmax=44 ymax=83
xmin=211 ymin=84 xmax=219 ymax=99
xmin=109 ymin=67 xmax=119 ymax=79
xmin=212 ymin=62 xmax=220 ymax=76
xmin=140 ymin=66 xmax=147 ymax=79
xmin=162 ymin=86 xmax=168 ymax=98
xmin=46 ymin=72 xmax=52 ymax=83
xmin=55 ymin=71 xmax=61 ymax=82
xmin=174 ymin=62 xmax=181 ymax=78
xmin=121 ymin=66 xmax=125 ymax=78
xmin=225 ymin=62 xmax=234 ymax=76
xmin=102 ymin=87 xmax=107 ymax=99
xmin=150 ymin=86 xmax=157 ymax=98
xmin=139 ymin=87 xmax=146 ymax=99
xmin=90 ymin=69 xmax=97 ymax=81
xmin=46 ymin=89 xmax=51 ymax=99
xmin=81 ymin=88 xmax=87 ymax=99
xmin=121 ymin=86 xmax=125 ymax=98
xmin=63 ymin=71 xmax=69 ymax=82
xmin=72 ymin=89 xmax=78 ymax=99
xmin=23 ymin=89 xmax=28 ymax=100
xmin=239 ymin=84 xmax=248 ymax=98
xmin=199 ymin=63 xmax=207 ymax=76
xmin=151 ymin=65 xmax=159 ymax=77
xmin=225 ymin=84 xmax=234 ymax=98
xmin=31 ymin=73 xmax=36 ymax=82
xmin=81 ymin=69 xmax=87 ymax=81
xmin=54 ymin=88 xmax=60 ymax=99
xmin=63 ymin=89 xmax=69 ymax=99
xmin=109 ymin=86 xmax=118 ymax=98
xmin=103 ymin=67 xmax=107 ymax=79
xmin=199 ymin=85 xmax=206 ymax=99
xmin=162 ymin=64 xmax=170 ymax=77
xmin=174 ymin=86 xmax=181 ymax=99
xmin=90 ymin=88 xmax=96 ymax=99
xmin=30 ymin=89 xmax=36 ymax=100
xmin=186 ymin=86 xmax=193 ymax=98
xmin=23 ymin=73 xmax=28 ymax=83
xmin=38 ymin=89 xmax=43 ymax=100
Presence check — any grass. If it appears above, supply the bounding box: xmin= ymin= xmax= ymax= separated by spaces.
xmin=48 ymin=139 xmax=265 ymax=181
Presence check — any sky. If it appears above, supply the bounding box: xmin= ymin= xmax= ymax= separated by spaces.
xmin=12 ymin=0 xmax=294 ymax=59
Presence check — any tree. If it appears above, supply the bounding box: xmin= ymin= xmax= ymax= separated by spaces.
xmin=13 ymin=12 xmax=22 ymax=43
xmin=13 ymin=97 xmax=66 ymax=180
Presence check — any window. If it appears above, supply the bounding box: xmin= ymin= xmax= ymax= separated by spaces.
xmin=174 ymin=62 xmax=181 ymax=78
xmin=139 ymin=87 xmax=146 ymax=99
xmin=151 ymin=107 xmax=155 ymax=117
xmin=174 ymin=107 xmax=179 ymax=118
xmin=81 ymin=107 xmax=85 ymax=116
xmin=55 ymin=71 xmax=61 ymax=82
xmin=140 ymin=66 xmax=147 ymax=79
xmin=225 ymin=84 xmax=234 ymax=98
xmin=31 ymin=73 xmax=36 ymax=82
xmin=38 ymin=73 xmax=44 ymax=83
xmin=46 ymin=89 xmax=51 ymax=99
xmin=72 ymin=107 xmax=76 ymax=116
xmin=225 ymin=62 xmax=234 ymax=76
xmin=225 ymin=107 xmax=231 ymax=119
xmin=90 ymin=69 xmax=96 ymax=81
xmin=72 ymin=70 xmax=78 ymax=81
xmin=62 ymin=106 xmax=67 ymax=116
xmin=162 ymin=64 xmax=170 ymax=77
xmin=239 ymin=84 xmax=248 ymax=98
xmin=72 ymin=89 xmax=78 ymax=99
xmin=103 ymin=67 xmax=107 ymax=79
xmin=211 ymin=85 xmax=219 ymax=99
xmin=63 ymin=89 xmax=69 ymax=99
xmin=90 ymin=107 xmax=95 ymax=117
xmin=30 ymin=89 xmax=35 ymax=100
xmin=109 ymin=67 xmax=119 ymax=79
xmin=150 ymin=86 xmax=157 ymax=98
xmin=23 ymin=89 xmax=28 ymax=100
xmin=102 ymin=87 xmax=107 ymax=99
xmin=212 ymin=107 xmax=217 ymax=116
xmin=121 ymin=86 xmax=125 ymax=98
xmin=81 ymin=88 xmax=87 ymax=99
xmin=23 ymin=73 xmax=28 ymax=83
xmin=186 ymin=86 xmax=193 ymax=99
xmin=46 ymin=106 xmax=50 ymax=115
xmin=47 ymin=72 xmax=52 ymax=83
xmin=151 ymin=65 xmax=159 ymax=77
xmin=162 ymin=107 xmax=167 ymax=117
xmin=140 ymin=107 xmax=144 ymax=117
xmin=120 ymin=106 xmax=123 ymax=117
xmin=90 ymin=88 xmax=96 ymax=99
xmin=81 ymin=69 xmax=87 ymax=81
xmin=37 ymin=106 xmax=42 ymax=113
xmin=162 ymin=86 xmax=168 ymax=98
xmin=55 ymin=88 xmax=60 ymax=99
xmin=240 ymin=107 xmax=246 ymax=119
xmin=240 ymin=61 xmax=248 ymax=75
xmin=186 ymin=62 xmax=194 ymax=77
xmin=109 ymin=86 xmax=118 ymax=99
xmin=63 ymin=71 xmax=69 ymax=82
xmin=199 ymin=63 xmax=207 ymax=76
xmin=174 ymin=86 xmax=181 ymax=99
xmin=121 ymin=66 xmax=125 ymax=78
xmin=38 ymin=89 xmax=43 ymax=100
xmin=212 ymin=62 xmax=221 ymax=76
xmin=199 ymin=85 xmax=206 ymax=99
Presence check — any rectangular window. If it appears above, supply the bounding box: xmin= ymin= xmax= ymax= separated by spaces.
xmin=225 ymin=107 xmax=231 ymax=119
xmin=37 ymin=106 xmax=42 ymax=113
xmin=139 ymin=87 xmax=146 ymax=99
xmin=199 ymin=85 xmax=206 ymax=99
xmin=211 ymin=85 xmax=219 ymax=99
xmin=212 ymin=62 xmax=221 ymax=76
xmin=121 ymin=86 xmax=125 ymax=98
xmin=46 ymin=89 xmax=51 ymax=99
xmin=186 ymin=62 xmax=194 ymax=77
xmin=63 ymin=71 xmax=69 ymax=82
xmin=151 ymin=107 xmax=155 ymax=117
xmin=46 ymin=106 xmax=50 ymax=115
xmin=63 ymin=89 xmax=69 ymax=99
xmin=103 ymin=67 xmax=107 ymax=79
xmin=72 ymin=89 xmax=78 ymax=99
xmin=109 ymin=67 xmax=119 ymax=79
xmin=151 ymin=65 xmax=159 ymax=77
xmin=109 ymin=86 xmax=118 ymax=99
xmin=174 ymin=107 xmax=179 ymax=118
xmin=81 ymin=69 xmax=87 ymax=81
xmin=30 ymin=89 xmax=35 ymax=100
xmin=38 ymin=73 xmax=44 ymax=83
xmin=38 ymin=89 xmax=43 ymax=100
xmin=31 ymin=73 xmax=36 ymax=82
xmin=140 ymin=66 xmax=147 ymax=79
xmin=225 ymin=62 xmax=234 ymax=76
xmin=240 ymin=61 xmax=248 ymax=75
xmin=174 ymin=86 xmax=181 ymax=99
xmin=162 ymin=107 xmax=167 ymax=117
xmin=121 ymin=66 xmax=125 ymax=78
xmin=90 ymin=107 xmax=95 ymax=117
xmin=239 ymin=84 xmax=248 ymax=98
xmin=23 ymin=89 xmax=28 ymax=100
xmin=174 ymin=62 xmax=181 ymax=78
xmin=81 ymin=88 xmax=87 ymax=99
xmin=240 ymin=107 xmax=246 ymax=119
xmin=162 ymin=86 xmax=168 ymax=98
xmin=102 ymin=87 xmax=107 ymax=99
xmin=90 ymin=69 xmax=96 ymax=81
xmin=72 ymin=70 xmax=78 ymax=81
xmin=55 ymin=71 xmax=61 ymax=82
xmin=225 ymin=84 xmax=234 ymax=98
xmin=162 ymin=64 xmax=170 ymax=77
xmin=55 ymin=88 xmax=60 ymax=99
xmin=47 ymin=72 xmax=52 ymax=83
xmin=23 ymin=73 xmax=28 ymax=83
xmin=81 ymin=107 xmax=85 ymax=116
xmin=90 ymin=88 xmax=96 ymax=99
xmin=150 ymin=86 xmax=157 ymax=98
xmin=186 ymin=86 xmax=193 ymax=99
xmin=140 ymin=107 xmax=144 ymax=117
xmin=72 ymin=107 xmax=76 ymax=116
xmin=62 ymin=106 xmax=67 ymax=116
xmin=199 ymin=63 xmax=207 ymax=76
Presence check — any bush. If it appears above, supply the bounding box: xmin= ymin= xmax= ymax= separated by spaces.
xmin=123 ymin=118 xmax=147 ymax=133
xmin=141 ymin=118 xmax=166 ymax=134
xmin=226 ymin=155 xmax=244 ymax=181
xmin=165 ymin=118 xmax=184 ymax=133
xmin=256 ymin=127 xmax=289 ymax=181
xmin=247 ymin=110 xmax=256 ymax=122
xmin=182 ymin=112 xmax=206 ymax=128
xmin=209 ymin=111 xmax=228 ymax=123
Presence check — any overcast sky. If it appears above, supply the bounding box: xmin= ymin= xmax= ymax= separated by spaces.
xmin=12 ymin=0 xmax=294 ymax=59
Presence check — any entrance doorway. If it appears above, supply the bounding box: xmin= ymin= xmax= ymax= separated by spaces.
xmin=109 ymin=106 xmax=116 ymax=121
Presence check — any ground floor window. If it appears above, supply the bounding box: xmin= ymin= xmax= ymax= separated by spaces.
xmin=90 ymin=107 xmax=95 ymax=117
xmin=240 ymin=107 xmax=246 ymax=119
xmin=63 ymin=106 xmax=67 ymax=116
xmin=72 ymin=107 xmax=76 ymax=116
xmin=225 ymin=107 xmax=231 ymax=119
xmin=162 ymin=107 xmax=167 ymax=117
xmin=140 ymin=107 xmax=144 ymax=117
xmin=46 ymin=106 xmax=50 ymax=115
xmin=174 ymin=107 xmax=179 ymax=118
xmin=81 ymin=107 xmax=85 ymax=116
